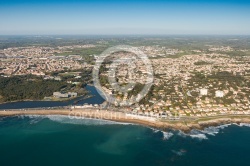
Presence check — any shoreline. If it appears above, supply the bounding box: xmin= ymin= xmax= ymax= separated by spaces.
xmin=1 ymin=109 xmax=250 ymax=133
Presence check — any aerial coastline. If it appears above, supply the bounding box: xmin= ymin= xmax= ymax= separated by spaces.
xmin=1 ymin=37 xmax=250 ymax=133
xmin=1 ymin=0 xmax=250 ymax=165
xmin=1 ymin=108 xmax=250 ymax=133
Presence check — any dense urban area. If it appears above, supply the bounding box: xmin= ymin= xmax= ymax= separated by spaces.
xmin=1 ymin=36 xmax=250 ymax=120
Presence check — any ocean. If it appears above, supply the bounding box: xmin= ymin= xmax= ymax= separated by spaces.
xmin=1 ymin=115 xmax=250 ymax=166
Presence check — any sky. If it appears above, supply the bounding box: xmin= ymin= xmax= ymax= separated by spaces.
xmin=0 ymin=0 xmax=250 ymax=35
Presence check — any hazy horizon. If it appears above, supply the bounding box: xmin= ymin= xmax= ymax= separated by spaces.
xmin=1 ymin=0 xmax=250 ymax=35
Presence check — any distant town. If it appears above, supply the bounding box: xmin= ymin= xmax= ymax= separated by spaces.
xmin=1 ymin=36 xmax=250 ymax=121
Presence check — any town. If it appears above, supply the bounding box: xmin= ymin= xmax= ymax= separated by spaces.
xmin=1 ymin=41 xmax=250 ymax=120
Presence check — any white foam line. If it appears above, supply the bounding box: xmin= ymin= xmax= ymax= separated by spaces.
xmin=162 ymin=131 xmax=174 ymax=140
xmin=239 ymin=123 xmax=250 ymax=127
xmin=148 ymin=127 xmax=160 ymax=133
xmin=23 ymin=115 xmax=134 ymax=126
xmin=176 ymin=129 xmax=208 ymax=140
xmin=189 ymin=133 xmax=208 ymax=140
xmin=148 ymin=127 xmax=174 ymax=140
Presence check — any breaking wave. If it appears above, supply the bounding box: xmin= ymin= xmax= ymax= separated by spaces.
xmin=238 ymin=123 xmax=250 ymax=127
xmin=148 ymin=127 xmax=173 ymax=140
xmin=148 ymin=122 xmax=250 ymax=141
xmin=177 ymin=123 xmax=250 ymax=140
xmin=47 ymin=115 xmax=132 ymax=125
xmin=10 ymin=115 xmax=250 ymax=141
xmin=149 ymin=127 xmax=160 ymax=133
xmin=177 ymin=130 xmax=208 ymax=140
xmin=177 ymin=124 xmax=233 ymax=140
xmin=24 ymin=115 xmax=133 ymax=126
xmin=201 ymin=124 xmax=232 ymax=136
xmin=162 ymin=131 xmax=174 ymax=140
xmin=189 ymin=133 xmax=208 ymax=140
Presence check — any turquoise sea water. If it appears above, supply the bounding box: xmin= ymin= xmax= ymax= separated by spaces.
xmin=1 ymin=116 xmax=250 ymax=166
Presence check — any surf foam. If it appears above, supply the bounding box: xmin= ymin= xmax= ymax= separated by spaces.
xmin=162 ymin=131 xmax=174 ymax=140
xmin=24 ymin=115 xmax=133 ymax=126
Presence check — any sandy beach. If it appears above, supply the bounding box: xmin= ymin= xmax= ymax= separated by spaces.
xmin=1 ymin=109 xmax=250 ymax=132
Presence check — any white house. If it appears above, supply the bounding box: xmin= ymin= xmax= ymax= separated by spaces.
xmin=215 ymin=90 xmax=224 ymax=98
xmin=200 ymin=88 xmax=208 ymax=96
